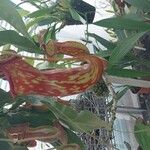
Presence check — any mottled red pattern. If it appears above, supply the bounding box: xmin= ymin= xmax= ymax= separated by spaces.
xmin=0 ymin=41 xmax=104 ymax=97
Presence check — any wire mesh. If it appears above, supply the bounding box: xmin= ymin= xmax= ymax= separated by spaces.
xmin=70 ymin=89 xmax=116 ymax=150
xmin=138 ymin=94 xmax=150 ymax=122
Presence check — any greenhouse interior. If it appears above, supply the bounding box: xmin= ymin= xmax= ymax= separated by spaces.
xmin=0 ymin=0 xmax=150 ymax=150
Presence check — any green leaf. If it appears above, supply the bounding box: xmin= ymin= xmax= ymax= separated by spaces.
xmin=134 ymin=121 xmax=150 ymax=150
xmin=125 ymin=0 xmax=150 ymax=12
xmin=43 ymin=26 xmax=56 ymax=42
xmin=7 ymin=110 xmax=56 ymax=127
xmin=14 ymin=95 xmax=111 ymax=132
xmin=107 ymin=68 xmax=150 ymax=78
xmin=108 ymin=32 xmax=146 ymax=68
xmin=36 ymin=61 xmax=57 ymax=70
xmin=88 ymin=33 xmax=116 ymax=49
xmin=0 ymin=130 xmax=12 ymax=150
xmin=93 ymin=45 xmax=111 ymax=58
xmin=93 ymin=45 xmax=102 ymax=52
xmin=12 ymin=146 xmax=28 ymax=150
xmin=41 ymin=97 xmax=111 ymax=132
xmin=0 ymin=30 xmax=41 ymax=53
xmin=123 ymin=13 xmax=148 ymax=21
xmin=69 ymin=8 xmax=86 ymax=24
xmin=27 ymin=8 xmax=54 ymax=18
xmin=16 ymin=0 xmax=41 ymax=9
xmin=107 ymin=87 xmax=129 ymax=107
xmin=10 ymin=97 xmax=26 ymax=111
xmin=116 ymin=87 xmax=129 ymax=100
xmin=0 ymin=89 xmax=12 ymax=110
xmin=37 ymin=17 xmax=57 ymax=26
xmin=24 ymin=58 xmax=34 ymax=66
xmin=96 ymin=49 xmax=111 ymax=58
xmin=65 ymin=128 xmax=86 ymax=150
xmin=59 ymin=0 xmax=72 ymax=8
xmin=114 ymin=29 xmax=126 ymax=40
xmin=2 ymin=44 xmax=11 ymax=51
xmin=26 ymin=18 xmax=42 ymax=29
xmin=16 ymin=7 xmax=29 ymax=17
xmin=94 ymin=17 xmax=150 ymax=31
xmin=26 ymin=16 xmax=55 ymax=29
xmin=0 ymin=0 xmax=29 ymax=37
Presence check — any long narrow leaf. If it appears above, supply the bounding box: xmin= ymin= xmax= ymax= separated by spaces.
xmin=12 ymin=146 xmax=28 ymax=150
xmin=123 ymin=13 xmax=148 ymax=21
xmin=94 ymin=17 xmax=150 ymax=31
xmin=0 ymin=30 xmax=41 ymax=53
xmin=94 ymin=46 xmax=111 ymax=57
xmin=116 ymin=87 xmax=129 ymax=100
xmin=26 ymin=1 xmax=41 ymax=9
xmin=69 ymin=8 xmax=86 ymax=24
xmin=0 ymin=130 xmax=13 ymax=150
xmin=134 ymin=121 xmax=150 ymax=150
xmin=16 ymin=7 xmax=29 ymax=17
xmin=27 ymin=8 xmax=52 ymax=18
xmin=27 ymin=17 xmax=57 ymax=29
xmin=125 ymin=0 xmax=150 ymax=12
xmin=26 ymin=16 xmax=48 ymax=29
xmin=0 ymin=89 xmax=12 ymax=110
xmin=88 ymin=33 xmax=116 ymax=49
xmin=23 ymin=96 xmax=112 ymax=132
xmin=0 ymin=0 xmax=29 ymax=37
xmin=42 ymin=97 xmax=111 ymax=132
xmin=107 ymin=68 xmax=150 ymax=78
xmin=7 ymin=111 xmax=56 ymax=127
xmin=108 ymin=32 xmax=146 ymax=68
xmin=65 ymin=128 xmax=86 ymax=150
